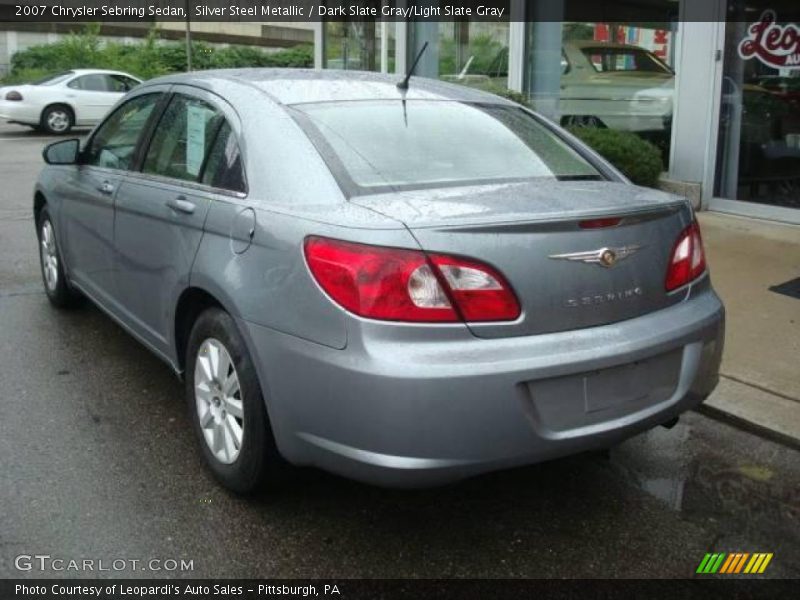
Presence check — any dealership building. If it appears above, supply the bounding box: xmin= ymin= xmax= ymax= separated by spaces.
xmin=0 ymin=0 xmax=798 ymax=223
xmin=314 ymin=0 xmax=800 ymax=224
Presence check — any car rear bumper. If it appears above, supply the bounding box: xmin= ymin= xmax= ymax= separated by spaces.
xmin=0 ymin=101 xmax=40 ymax=125
xmin=239 ymin=284 xmax=724 ymax=487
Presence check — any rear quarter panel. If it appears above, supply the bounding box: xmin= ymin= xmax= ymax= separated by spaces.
xmin=191 ymin=200 xmax=349 ymax=350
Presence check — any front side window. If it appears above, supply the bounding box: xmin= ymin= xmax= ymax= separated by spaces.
xmin=84 ymin=93 xmax=161 ymax=170
xmin=143 ymin=95 xmax=224 ymax=183
xmin=108 ymin=75 xmax=140 ymax=93
xmin=201 ymin=122 xmax=246 ymax=193
xmin=295 ymin=100 xmax=601 ymax=194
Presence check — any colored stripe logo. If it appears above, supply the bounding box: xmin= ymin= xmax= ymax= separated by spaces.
xmin=696 ymin=552 xmax=773 ymax=574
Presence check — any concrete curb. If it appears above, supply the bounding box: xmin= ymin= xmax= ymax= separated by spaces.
xmin=695 ymin=376 xmax=800 ymax=452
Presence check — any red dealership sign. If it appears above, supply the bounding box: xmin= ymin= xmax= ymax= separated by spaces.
xmin=738 ymin=11 xmax=800 ymax=69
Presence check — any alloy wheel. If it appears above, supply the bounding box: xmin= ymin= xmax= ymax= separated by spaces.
xmin=194 ymin=338 xmax=245 ymax=465
xmin=40 ymin=219 xmax=59 ymax=292
xmin=46 ymin=110 xmax=70 ymax=133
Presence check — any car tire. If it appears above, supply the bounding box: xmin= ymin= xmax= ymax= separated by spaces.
xmin=561 ymin=115 xmax=605 ymax=129
xmin=186 ymin=307 xmax=284 ymax=493
xmin=37 ymin=207 xmax=82 ymax=308
xmin=41 ymin=105 xmax=74 ymax=135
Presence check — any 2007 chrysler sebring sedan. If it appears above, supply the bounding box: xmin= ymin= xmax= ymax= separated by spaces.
xmin=35 ymin=70 xmax=724 ymax=492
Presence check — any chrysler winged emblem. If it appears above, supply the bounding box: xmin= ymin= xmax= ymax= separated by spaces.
xmin=549 ymin=245 xmax=643 ymax=268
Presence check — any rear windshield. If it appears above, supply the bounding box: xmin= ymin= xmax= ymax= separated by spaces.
xmin=293 ymin=100 xmax=603 ymax=195
xmin=32 ymin=71 xmax=75 ymax=86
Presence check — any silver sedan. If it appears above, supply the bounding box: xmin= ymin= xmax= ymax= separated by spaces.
xmin=34 ymin=69 xmax=724 ymax=492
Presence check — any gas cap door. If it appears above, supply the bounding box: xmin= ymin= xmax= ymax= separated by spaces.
xmin=230 ymin=206 xmax=256 ymax=254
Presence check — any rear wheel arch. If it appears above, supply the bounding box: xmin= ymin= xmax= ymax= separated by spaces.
xmin=174 ymin=287 xmax=226 ymax=374
xmin=34 ymin=191 xmax=47 ymax=230
xmin=184 ymin=306 xmax=285 ymax=492
xmin=42 ymin=102 xmax=75 ymax=120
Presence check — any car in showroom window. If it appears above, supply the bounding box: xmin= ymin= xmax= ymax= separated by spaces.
xmin=33 ymin=70 xmax=724 ymax=493
xmin=559 ymin=41 xmax=674 ymax=133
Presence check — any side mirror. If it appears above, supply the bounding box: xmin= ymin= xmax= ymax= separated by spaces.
xmin=43 ymin=139 xmax=80 ymax=165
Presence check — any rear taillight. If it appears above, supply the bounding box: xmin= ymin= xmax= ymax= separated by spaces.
xmin=304 ymin=236 xmax=520 ymax=323
xmin=427 ymin=254 xmax=520 ymax=322
xmin=5 ymin=90 xmax=23 ymax=101
xmin=665 ymin=221 xmax=706 ymax=291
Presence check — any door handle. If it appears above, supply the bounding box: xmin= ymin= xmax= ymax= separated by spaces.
xmin=166 ymin=196 xmax=196 ymax=215
xmin=97 ymin=181 xmax=114 ymax=195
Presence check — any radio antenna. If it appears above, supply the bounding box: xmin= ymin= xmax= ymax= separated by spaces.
xmin=397 ymin=42 xmax=429 ymax=91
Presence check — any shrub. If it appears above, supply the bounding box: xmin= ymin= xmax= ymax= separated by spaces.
xmin=491 ymin=88 xmax=531 ymax=107
xmin=566 ymin=126 xmax=664 ymax=188
xmin=439 ymin=34 xmax=507 ymax=78
xmin=3 ymin=25 xmax=313 ymax=84
xmin=1 ymin=68 xmax=54 ymax=85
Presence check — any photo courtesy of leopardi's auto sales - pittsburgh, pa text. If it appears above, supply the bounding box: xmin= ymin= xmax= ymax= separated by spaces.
xmin=0 ymin=0 xmax=799 ymax=599
xmin=14 ymin=583 xmax=338 ymax=598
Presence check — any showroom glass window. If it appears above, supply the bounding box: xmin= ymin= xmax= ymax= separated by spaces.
xmin=323 ymin=1 xmax=396 ymax=72
xmin=409 ymin=14 xmax=510 ymax=93
xmin=523 ymin=11 xmax=679 ymax=168
xmin=714 ymin=2 xmax=800 ymax=212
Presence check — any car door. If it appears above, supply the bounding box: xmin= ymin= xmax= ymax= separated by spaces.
xmin=112 ymin=87 xmax=244 ymax=356
xmin=66 ymin=74 xmax=126 ymax=124
xmin=60 ymin=90 xmax=166 ymax=305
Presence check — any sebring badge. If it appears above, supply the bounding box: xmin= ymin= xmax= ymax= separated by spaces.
xmin=548 ymin=245 xmax=643 ymax=268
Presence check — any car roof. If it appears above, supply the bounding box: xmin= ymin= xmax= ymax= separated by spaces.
xmin=141 ymin=68 xmax=517 ymax=106
xmin=69 ymin=69 xmax=140 ymax=78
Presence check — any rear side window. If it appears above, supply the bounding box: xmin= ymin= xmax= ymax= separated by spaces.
xmin=201 ymin=122 xmax=246 ymax=193
xmin=582 ymin=47 xmax=673 ymax=74
xmin=85 ymin=93 xmax=161 ymax=170
xmin=68 ymin=74 xmax=112 ymax=92
xmin=143 ymin=94 xmax=224 ymax=183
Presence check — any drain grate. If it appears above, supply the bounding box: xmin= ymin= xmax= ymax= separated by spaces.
xmin=769 ymin=277 xmax=800 ymax=300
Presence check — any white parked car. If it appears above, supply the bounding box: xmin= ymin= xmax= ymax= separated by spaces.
xmin=560 ymin=42 xmax=674 ymax=133
xmin=0 ymin=69 xmax=141 ymax=134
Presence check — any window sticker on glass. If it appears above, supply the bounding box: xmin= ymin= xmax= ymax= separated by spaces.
xmin=186 ymin=104 xmax=211 ymax=176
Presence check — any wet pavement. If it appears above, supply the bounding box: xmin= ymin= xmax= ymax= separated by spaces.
xmin=1 ymin=123 xmax=798 ymax=579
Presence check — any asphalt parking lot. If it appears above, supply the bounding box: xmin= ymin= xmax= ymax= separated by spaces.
xmin=0 ymin=121 xmax=798 ymax=579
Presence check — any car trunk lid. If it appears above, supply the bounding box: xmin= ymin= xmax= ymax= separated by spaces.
xmin=352 ymin=180 xmax=693 ymax=338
